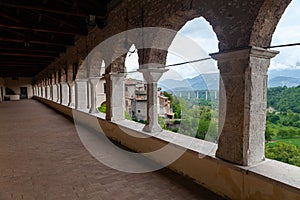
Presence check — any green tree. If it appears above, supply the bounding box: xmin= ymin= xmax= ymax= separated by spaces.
xmin=266 ymin=142 xmax=300 ymax=167
xmin=265 ymin=124 xmax=275 ymax=142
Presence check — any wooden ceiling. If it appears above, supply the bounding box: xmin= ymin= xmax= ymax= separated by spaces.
xmin=0 ymin=0 xmax=110 ymax=77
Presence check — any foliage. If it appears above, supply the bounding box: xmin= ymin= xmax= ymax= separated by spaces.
xmin=125 ymin=111 xmax=132 ymax=120
xmin=265 ymin=86 xmax=300 ymax=167
xmin=158 ymin=116 xmax=167 ymax=130
xmin=164 ymin=92 xmax=181 ymax=119
xmin=265 ymin=142 xmax=300 ymax=167
xmin=98 ymin=103 xmax=106 ymax=113
xmin=163 ymin=92 xmax=219 ymax=142
xmin=97 ymin=103 xmax=132 ymax=121
xmin=265 ymin=123 xmax=275 ymax=142
xmin=268 ymin=86 xmax=300 ymax=113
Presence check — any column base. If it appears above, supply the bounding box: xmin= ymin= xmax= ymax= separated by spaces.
xmin=143 ymin=123 xmax=162 ymax=133
xmin=89 ymin=108 xmax=99 ymax=114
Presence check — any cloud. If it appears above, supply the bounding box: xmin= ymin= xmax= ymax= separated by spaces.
xmin=165 ymin=17 xmax=219 ymax=80
xmin=271 ymin=0 xmax=300 ymax=68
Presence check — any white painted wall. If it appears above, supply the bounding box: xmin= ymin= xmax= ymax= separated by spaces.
xmin=3 ymin=77 xmax=33 ymax=99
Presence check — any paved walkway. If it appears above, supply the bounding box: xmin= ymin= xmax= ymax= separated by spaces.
xmin=0 ymin=100 xmax=224 ymax=200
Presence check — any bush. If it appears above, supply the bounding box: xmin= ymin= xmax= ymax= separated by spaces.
xmin=98 ymin=103 xmax=106 ymax=113
xmin=266 ymin=142 xmax=300 ymax=167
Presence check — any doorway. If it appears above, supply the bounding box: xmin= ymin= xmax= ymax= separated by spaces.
xmin=20 ymin=87 xmax=28 ymax=99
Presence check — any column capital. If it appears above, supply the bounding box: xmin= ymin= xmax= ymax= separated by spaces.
xmin=138 ymin=68 xmax=168 ymax=83
xmin=210 ymin=46 xmax=279 ymax=61
xmin=104 ymin=72 xmax=125 ymax=79
xmin=75 ymin=78 xmax=88 ymax=83
xmin=88 ymin=77 xmax=100 ymax=83
xmin=67 ymin=81 xmax=75 ymax=87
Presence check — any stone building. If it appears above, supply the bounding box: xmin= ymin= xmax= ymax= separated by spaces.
xmin=0 ymin=1 xmax=299 ymax=200
xmin=125 ymin=78 xmax=174 ymax=121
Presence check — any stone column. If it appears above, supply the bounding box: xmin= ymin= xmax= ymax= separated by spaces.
xmin=60 ymin=82 xmax=69 ymax=105
xmin=87 ymin=81 xmax=90 ymax=109
xmin=211 ymin=47 xmax=278 ymax=166
xmin=52 ymin=84 xmax=57 ymax=101
xmin=67 ymin=81 xmax=75 ymax=107
xmin=44 ymin=85 xmax=48 ymax=99
xmin=88 ymin=77 xmax=100 ymax=114
xmin=56 ymin=84 xmax=60 ymax=103
xmin=104 ymin=73 xmax=125 ymax=121
xmin=39 ymin=85 xmax=42 ymax=97
xmin=42 ymin=85 xmax=46 ymax=98
xmin=139 ymin=68 xmax=168 ymax=133
xmin=37 ymin=86 xmax=40 ymax=97
xmin=75 ymin=79 xmax=88 ymax=110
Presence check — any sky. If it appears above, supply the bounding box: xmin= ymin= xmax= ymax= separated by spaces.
xmin=125 ymin=0 xmax=300 ymax=80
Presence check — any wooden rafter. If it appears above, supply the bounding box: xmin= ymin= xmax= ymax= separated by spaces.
xmin=0 ymin=22 xmax=87 ymax=35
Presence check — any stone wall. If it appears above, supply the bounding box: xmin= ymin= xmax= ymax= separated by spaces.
xmin=35 ymin=0 xmax=292 ymax=80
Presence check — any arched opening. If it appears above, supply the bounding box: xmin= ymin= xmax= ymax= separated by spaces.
xmin=266 ymin=0 xmax=300 ymax=167
xmin=96 ymin=60 xmax=106 ymax=110
xmin=124 ymin=44 xmax=146 ymax=122
xmin=159 ymin=16 xmax=220 ymax=142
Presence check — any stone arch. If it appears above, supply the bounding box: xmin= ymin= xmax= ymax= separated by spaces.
xmin=250 ymin=0 xmax=292 ymax=47
xmin=75 ymin=58 xmax=87 ymax=79
xmin=88 ymin=51 xmax=103 ymax=77
xmin=60 ymin=68 xmax=67 ymax=82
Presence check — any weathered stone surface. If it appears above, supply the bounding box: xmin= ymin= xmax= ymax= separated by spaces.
xmin=88 ymin=77 xmax=100 ymax=114
xmin=104 ymin=73 xmax=125 ymax=121
xmin=139 ymin=68 xmax=168 ymax=133
xmin=75 ymin=79 xmax=88 ymax=110
xmin=211 ymin=47 xmax=278 ymax=166
xmin=67 ymin=81 xmax=75 ymax=107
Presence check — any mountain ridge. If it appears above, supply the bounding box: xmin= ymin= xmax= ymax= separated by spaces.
xmin=159 ymin=69 xmax=300 ymax=91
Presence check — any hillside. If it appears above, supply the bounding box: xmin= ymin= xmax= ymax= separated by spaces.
xmin=267 ymin=86 xmax=300 ymax=113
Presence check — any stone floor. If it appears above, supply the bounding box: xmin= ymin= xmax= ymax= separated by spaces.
xmin=0 ymin=100 xmax=224 ymax=200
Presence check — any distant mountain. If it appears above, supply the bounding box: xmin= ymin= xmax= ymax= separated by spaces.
xmin=268 ymin=76 xmax=300 ymax=88
xmin=159 ymin=70 xmax=300 ymax=92
xmin=159 ymin=73 xmax=219 ymax=91
xmin=268 ymin=69 xmax=300 ymax=79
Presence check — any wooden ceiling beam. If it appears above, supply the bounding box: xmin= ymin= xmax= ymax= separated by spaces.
xmin=0 ymin=22 xmax=87 ymax=35
xmin=0 ymin=2 xmax=106 ymax=17
xmin=0 ymin=47 xmax=62 ymax=54
xmin=0 ymin=63 xmax=47 ymax=67
xmin=0 ymin=36 xmax=73 ymax=46
xmin=0 ymin=52 xmax=56 ymax=58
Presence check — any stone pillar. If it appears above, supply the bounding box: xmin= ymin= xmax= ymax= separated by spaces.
xmin=87 ymin=81 xmax=90 ymax=109
xmin=60 ymin=82 xmax=69 ymax=105
xmin=75 ymin=79 xmax=88 ymax=110
xmin=39 ymin=85 xmax=42 ymax=97
xmin=67 ymin=81 xmax=75 ymax=107
xmin=139 ymin=68 xmax=168 ymax=133
xmin=37 ymin=86 xmax=40 ymax=97
xmin=211 ymin=47 xmax=278 ymax=166
xmin=104 ymin=73 xmax=125 ymax=121
xmin=52 ymin=84 xmax=57 ymax=101
xmin=45 ymin=84 xmax=50 ymax=99
xmin=56 ymin=84 xmax=60 ymax=103
xmin=88 ymin=77 xmax=100 ymax=114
